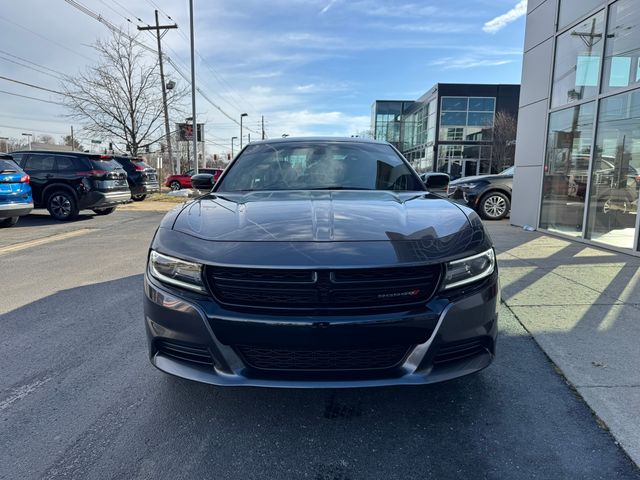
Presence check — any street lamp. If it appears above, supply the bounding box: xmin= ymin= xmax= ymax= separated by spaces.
xmin=240 ymin=113 xmax=248 ymax=149
xmin=0 ymin=136 xmax=8 ymax=153
xmin=231 ymin=136 xmax=238 ymax=158
xmin=22 ymin=133 xmax=32 ymax=150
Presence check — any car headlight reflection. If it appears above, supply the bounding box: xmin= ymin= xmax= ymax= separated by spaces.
xmin=148 ymin=250 xmax=206 ymax=293
xmin=443 ymin=248 xmax=495 ymax=290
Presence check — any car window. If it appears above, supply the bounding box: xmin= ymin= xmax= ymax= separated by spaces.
xmin=0 ymin=159 xmax=21 ymax=172
xmin=89 ymin=158 xmax=123 ymax=170
xmin=217 ymin=142 xmax=423 ymax=192
xmin=55 ymin=156 xmax=81 ymax=172
xmin=24 ymin=154 xmax=56 ymax=171
xmin=134 ymin=161 xmax=152 ymax=169
xmin=184 ymin=169 xmax=194 ymax=176
xmin=500 ymin=166 xmax=515 ymax=175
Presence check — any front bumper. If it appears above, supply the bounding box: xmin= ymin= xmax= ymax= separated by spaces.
xmin=143 ymin=270 xmax=499 ymax=388
xmin=0 ymin=202 xmax=33 ymax=218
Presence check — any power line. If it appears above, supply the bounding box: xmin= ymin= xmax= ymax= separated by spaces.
xmin=0 ymin=74 xmax=65 ymax=96
xmin=0 ymin=89 xmax=64 ymax=106
xmin=0 ymin=14 xmax=93 ymax=61
xmin=0 ymin=52 xmax=65 ymax=80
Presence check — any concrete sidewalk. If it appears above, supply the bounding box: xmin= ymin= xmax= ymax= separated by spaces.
xmin=488 ymin=221 xmax=640 ymax=466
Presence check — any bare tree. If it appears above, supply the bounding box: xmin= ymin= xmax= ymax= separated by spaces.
xmin=61 ymin=31 xmax=185 ymax=157
xmin=37 ymin=134 xmax=56 ymax=144
xmin=488 ymin=111 xmax=518 ymax=173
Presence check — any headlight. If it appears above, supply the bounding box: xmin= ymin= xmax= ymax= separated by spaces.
xmin=456 ymin=182 xmax=480 ymax=189
xmin=148 ymin=250 xmax=206 ymax=293
xmin=442 ymin=248 xmax=495 ymax=290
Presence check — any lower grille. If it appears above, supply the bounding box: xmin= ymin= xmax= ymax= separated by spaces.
xmin=156 ymin=339 xmax=213 ymax=366
xmin=433 ymin=338 xmax=489 ymax=365
xmin=237 ymin=344 xmax=411 ymax=371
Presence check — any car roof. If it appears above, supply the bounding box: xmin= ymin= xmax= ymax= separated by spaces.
xmin=11 ymin=150 xmax=108 ymax=157
xmin=247 ymin=136 xmax=390 ymax=146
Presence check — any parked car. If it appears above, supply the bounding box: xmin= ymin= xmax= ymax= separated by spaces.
xmin=12 ymin=151 xmax=131 ymax=220
xmin=0 ymin=154 xmax=33 ymax=227
xmin=145 ymin=137 xmax=498 ymax=388
xmin=448 ymin=166 xmax=514 ymax=220
xmin=113 ymin=156 xmax=160 ymax=201
xmin=165 ymin=168 xmax=223 ymax=190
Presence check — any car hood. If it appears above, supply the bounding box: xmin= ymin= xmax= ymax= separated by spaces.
xmin=171 ymin=190 xmax=472 ymax=242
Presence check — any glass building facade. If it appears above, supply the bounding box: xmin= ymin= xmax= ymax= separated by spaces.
xmin=539 ymin=0 xmax=640 ymax=251
xmin=372 ymin=84 xmax=520 ymax=180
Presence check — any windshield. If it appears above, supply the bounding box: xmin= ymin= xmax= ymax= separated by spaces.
xmin=500 ymin=166 xmax=515 ymax=175
xmin=216 ymin=142 xmax=424 ymax=192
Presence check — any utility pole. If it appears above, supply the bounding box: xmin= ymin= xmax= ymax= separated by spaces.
xmin=138 ymin=11 xmax=177 ymax=174
xmin=261 ymin=115 xmax=265 ymax=140
xmin=188 ymin=0 xmax=198 ymax=174
xmin=70 ymin=126 xmax=74 ymax=151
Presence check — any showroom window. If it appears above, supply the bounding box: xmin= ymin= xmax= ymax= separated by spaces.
xmin=551 ymin=11 xmax=605 ymax=109
xmin=539 ymin=102 xmax=596 ymax=236
xmin=558 ymin=0 xmax=604 ymax=29
xmin=602 ymin=0 xmax=640 ymax=93
xmin=585 ymin=90 xmax=640 ymax=249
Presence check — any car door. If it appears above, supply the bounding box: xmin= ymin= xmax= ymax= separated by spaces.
xmin=21 ymin=153 xmax=56 ymax=205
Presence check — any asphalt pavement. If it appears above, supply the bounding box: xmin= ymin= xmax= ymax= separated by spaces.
xmin=1 ymin=210 xmax=638 ymax=479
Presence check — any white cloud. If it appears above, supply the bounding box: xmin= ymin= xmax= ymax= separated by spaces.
xmin=319 ymin=0 xmax=338 ymax=14
xmin=483 ymin=0 xmax=527 ymax=33
xmin=430 ymin=56 xmax=514 ymax=70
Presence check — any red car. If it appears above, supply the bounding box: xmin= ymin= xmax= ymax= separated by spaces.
xmin=165 ymin=168 xmax=223 ymax=190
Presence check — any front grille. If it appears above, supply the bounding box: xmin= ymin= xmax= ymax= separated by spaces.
xmin=206 ymin=265 xmax=442 ymax=312
xmin=237 ymin=345 xmax=411 ymax=371
xmin=156 ymin=339 xmax=213 ymax=366
xmin=433 ymin=338 xmax=489 ymax=365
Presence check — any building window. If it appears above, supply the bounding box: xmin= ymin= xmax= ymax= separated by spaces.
xmin=551 ymin=11 xmax=605 ymax=109
xmin=441 ymin=97 xmax=468 ymax=111
xmin=558 ymin=0 xmax=605 ymax=29
xmin=602 ymin=0 xmax=640 ymax=93
xmin=585 ymin=90 xmax=640 ymax=249
xmin=539 ymin=102 xmax=596 ymax=236
xmin=439 ymin=96 xmax=496 ymax=141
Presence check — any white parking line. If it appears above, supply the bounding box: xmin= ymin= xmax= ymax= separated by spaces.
xmin=0 ymin=377 xmax=52 ymax=411
xmin=0 ymin=229 xmax=95 ymax=256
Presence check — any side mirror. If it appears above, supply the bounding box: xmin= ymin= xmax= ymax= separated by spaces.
xmin=190 ymin=173 xmax=214 ymax=191
xmin=422 ymin=172 xmax=450 ymax=195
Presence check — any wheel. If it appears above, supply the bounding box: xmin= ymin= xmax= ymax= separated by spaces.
xmin=47 ymin=191 xmax=78 ymax=221
xmin=0 ymin=216 xmax=19 ymax=227
xmin=479 ymin=192 xmax=510 ymax=220
xmin=132 ymin=194 xmax=147 ymax=202
xmin=93 ymin=207 xmax=117 ymax=216
xmin=170 ymin=181 xmax=181 ymax=191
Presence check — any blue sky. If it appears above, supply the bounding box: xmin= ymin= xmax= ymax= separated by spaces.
xmin=0 ymin=0 xmax=527 ymax=153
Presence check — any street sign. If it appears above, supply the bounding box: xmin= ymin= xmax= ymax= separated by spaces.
xmin=177 ymin=123 xmax=204 ymax=142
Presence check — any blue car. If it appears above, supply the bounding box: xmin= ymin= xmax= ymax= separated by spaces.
xmin=0 ymin=154 xmax=33 ymax=227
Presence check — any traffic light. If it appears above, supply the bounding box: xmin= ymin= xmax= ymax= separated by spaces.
xmin=227 ymin=153 xmax=231 ymax=161
xmin=214 ymin=154 xmax=218 ymax=161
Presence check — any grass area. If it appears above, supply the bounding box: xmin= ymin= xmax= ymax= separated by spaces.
xmin=144 ymin=192 xmax=192 ymax=203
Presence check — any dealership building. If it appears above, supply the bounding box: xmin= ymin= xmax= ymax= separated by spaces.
xmin=512 ymin=0 xmax=640 ymax=253
xmin=371 ymin=83 xmax=520 ymax=179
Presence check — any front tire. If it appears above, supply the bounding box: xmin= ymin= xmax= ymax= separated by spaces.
xmin=132 ymin=194 xmax=147 ymax=202
xmin=170 ymin=181 xmax=181 ymax=191
xmin=0 ymin=216 xmax=19 ymax=227
xmin=479 ymin=192 xmax=510 ymax=220
xmin=93 ymin=207 xmax=117 ymax=216
xmin=47 ymin=191 xmax=78 ymax=221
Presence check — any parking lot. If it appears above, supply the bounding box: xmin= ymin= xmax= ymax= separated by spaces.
xmin=0 ymin=208 xmax=637 ymax=479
